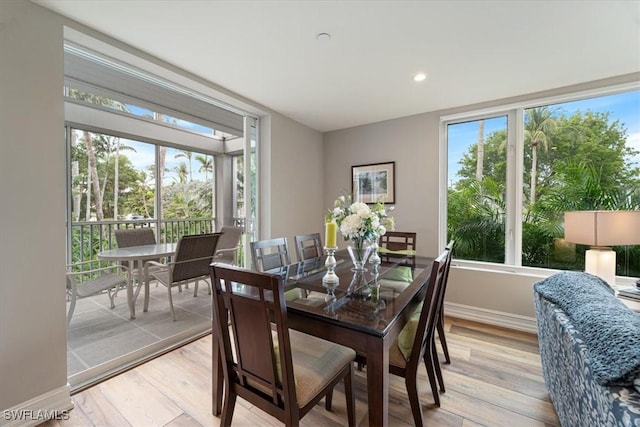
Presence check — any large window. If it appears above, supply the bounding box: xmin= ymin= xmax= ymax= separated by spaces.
xmin=63 ymin=41 xmax=258 ymax=389
xmin=446 ymin=88 xmax=640 ymax=278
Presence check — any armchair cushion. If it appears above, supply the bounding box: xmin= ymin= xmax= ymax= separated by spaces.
xmin=534 ymin=271 xmax=640 ymax=386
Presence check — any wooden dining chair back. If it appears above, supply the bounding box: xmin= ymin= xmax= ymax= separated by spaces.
xmin=210 ymin=264 xmax=356 ymax=426
xmin=379 ymin=231 xmax=417 ymax=266
xmin=389 ymin=250 xmax=448 ymax=426
xmin=144 ymin=233 xmax=221 ymax=320
xmin=212 ymin=226 xmax=243 ymax=266
xmin=250 ymin=237 xmax=291 ymax=272
xmin=294 ymin=232 xmax=323 ymax=262
xmin=437 ymin=240 xmax=456 ymax=364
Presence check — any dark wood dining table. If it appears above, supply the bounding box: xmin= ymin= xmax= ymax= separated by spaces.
xmin=212 ymin=250 xmax=434 ymax=427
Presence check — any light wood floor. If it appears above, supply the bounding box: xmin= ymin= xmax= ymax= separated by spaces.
xmin=43 ymin=317 xmax=560 ymax=427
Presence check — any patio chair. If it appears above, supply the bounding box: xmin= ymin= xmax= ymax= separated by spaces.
xmin=294 ymin=232 xmax=324 ymax=262
xmin=250 ymin=237 xmax=291 ymax=272
xmin=66 ymin=261 xmax=130 ymax=326
xmin=210 ymin=264 xmax=356 ymax=427
xmin=114 ymin=228 xmax=157 ymax=264
xmin=114 ymin=227 xmax=158 ymax=268
xmin=212 ymin=226 xmax=243 ymax=266
xmin=144 ymin=233 xmax=221 ymax=320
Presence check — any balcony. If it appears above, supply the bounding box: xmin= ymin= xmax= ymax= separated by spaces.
xmin=67 ymin=217 xmax=248 ymax=390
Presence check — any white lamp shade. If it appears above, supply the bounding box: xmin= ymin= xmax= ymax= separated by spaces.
xmin=564 ymin=210 xmax=640 ymax=247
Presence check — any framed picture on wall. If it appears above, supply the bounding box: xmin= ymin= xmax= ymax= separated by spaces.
xmin=351 ymin=161 xmax=395 ymax=204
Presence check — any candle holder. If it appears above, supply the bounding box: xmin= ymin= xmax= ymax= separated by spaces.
xmin=322 ymin=246 xmax=340 ymax=289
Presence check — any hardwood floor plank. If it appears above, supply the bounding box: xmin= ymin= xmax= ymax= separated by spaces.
xmin=49 ymin=318 xmax=559 ymax=427
xmin=97 ymin=370 xmax=184 ymax=426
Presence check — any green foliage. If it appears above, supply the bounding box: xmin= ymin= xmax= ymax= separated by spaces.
xmin=448 ymin=178 xmax=505 ymax=263
xmin=450 ymin=105 xmax=640 ymax=276
xmin=162 ymin=181 xmax=213 ymax=219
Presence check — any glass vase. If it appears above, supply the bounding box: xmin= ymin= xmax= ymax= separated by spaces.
xmin=347 ymin=238 xmax=373 ymax=271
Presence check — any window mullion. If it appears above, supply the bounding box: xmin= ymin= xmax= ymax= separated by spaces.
xmin=503 ymin=109 xmax=524 ymax=266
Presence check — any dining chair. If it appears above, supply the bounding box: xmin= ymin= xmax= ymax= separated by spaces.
xmin=212 ymin=226 xmax=243 ymax=266
xmin=379 ymin=231 xmax=417 ymax=266
xmin=210 ymin=264 xmax=356 ymax=427
xmin=294 ymin=232 xmax=323 ymax=262
xmin=65 ymin=261 xmax=130 ymax=326
xmin=362 ymin=250 xmax=448 ymax=426
xmin=437 ymin=240 xmax=456 ymax=364
xmin=144 ymin=233 xmax=221 ymax=320
xmin=250 ymin=237 xmax=291 ymax=272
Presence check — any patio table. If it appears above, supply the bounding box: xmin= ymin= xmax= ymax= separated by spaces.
xmin=98 ymin=243 xmax=177 ymax=319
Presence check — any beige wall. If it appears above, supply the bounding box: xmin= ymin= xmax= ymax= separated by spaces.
xmin=265 ymin=113 xmax=324 ymax=255
xmin=1 ymin=0 xmax=68 ymax=410
xmin=324 ymin=113 xmax=442 ymax=255
xmin=323 ymin=73 xmax=640 ymax=322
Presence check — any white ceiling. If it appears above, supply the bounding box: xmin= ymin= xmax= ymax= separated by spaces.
xmin=36 ymin=0 xmax=640 ymax=133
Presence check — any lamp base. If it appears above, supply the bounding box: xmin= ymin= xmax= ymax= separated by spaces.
xmin=585 ymin=247 xmax=616 ymax=286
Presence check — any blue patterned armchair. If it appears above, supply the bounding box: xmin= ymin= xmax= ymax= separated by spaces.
xmin=534 ymin=272 xmax=640 ymax=427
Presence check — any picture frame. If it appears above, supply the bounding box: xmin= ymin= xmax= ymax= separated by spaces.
xmin=351 ymin=161 xmax=395 ymax=204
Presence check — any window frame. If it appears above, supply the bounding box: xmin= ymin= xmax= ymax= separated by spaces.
xmin=440 ymin=81 xmax=640 ymax=282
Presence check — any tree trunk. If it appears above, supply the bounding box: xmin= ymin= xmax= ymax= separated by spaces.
xmin=114 ymin=138 xmax=120 ymax=220
xmin=476 ymin=120 xmax=485 ymax=181
xmin=84 ymin=130 xmax=103 ymax=221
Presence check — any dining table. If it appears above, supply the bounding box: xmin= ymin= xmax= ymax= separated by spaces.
xmin=211 ymin=250 xmax=434 ymax=427
xmin=97 ymin=242 xmax=177 ymax=319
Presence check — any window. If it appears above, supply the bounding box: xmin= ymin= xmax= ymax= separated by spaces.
xmin=446 ymin=88 xmax=640 ymax=278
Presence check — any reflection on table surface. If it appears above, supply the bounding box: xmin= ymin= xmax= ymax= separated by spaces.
xmin=259 ymin=250 xmax=430 ymax=336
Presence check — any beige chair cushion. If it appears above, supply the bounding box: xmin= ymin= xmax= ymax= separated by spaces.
xmin=288 ymin=329 xmax=355 ymax=407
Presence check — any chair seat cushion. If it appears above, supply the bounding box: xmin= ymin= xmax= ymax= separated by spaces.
xmin=397 ymin=303 xmax=423 ymax=360
xmin=289 ymin=329 xmax=356 ymax=407
xmin=381 ymin=266 xmax=413 ymax=283
xmin=378 ymin=247 xmax=416 ymax=256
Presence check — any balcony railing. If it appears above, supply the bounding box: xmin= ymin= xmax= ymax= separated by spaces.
xmin=70 ymin=218 xmax=216 ymax=264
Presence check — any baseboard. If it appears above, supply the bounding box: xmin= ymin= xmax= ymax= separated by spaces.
xmin=444 ymin=302 xmax=538 ymax=334
xmin=2 ymin=384 xmax=73 ymax=427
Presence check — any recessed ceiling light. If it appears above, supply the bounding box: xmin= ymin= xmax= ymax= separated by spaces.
xmin=414 ymin=73 xmax=427 ymax=82
xmin=316 ymin=32 xmax=331 ymax=42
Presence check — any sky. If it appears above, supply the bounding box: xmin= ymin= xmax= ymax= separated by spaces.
xmin=447 ymin=90 xmax=640 ymax=184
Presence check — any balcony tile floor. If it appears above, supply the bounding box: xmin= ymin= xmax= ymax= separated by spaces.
xmin=67 ymin=280 xmax=212 ymax=378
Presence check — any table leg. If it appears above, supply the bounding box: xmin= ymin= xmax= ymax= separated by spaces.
xmin=127 ymin=272 xmax=136 ymax=319
xmin=366 ymin=337 xmax=389 ymax=427
xmin=212 ymin=332 xmax=223 ymax=415
xmin=139 ymin=259 xmax=151 ymax=312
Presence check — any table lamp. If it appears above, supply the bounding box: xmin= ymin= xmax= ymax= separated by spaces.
xmin=564 ymin=210 xmax=640 ymax=285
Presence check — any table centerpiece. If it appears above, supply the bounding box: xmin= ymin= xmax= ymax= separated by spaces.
xmin=326 ymin=194 xmax=394 ymax=271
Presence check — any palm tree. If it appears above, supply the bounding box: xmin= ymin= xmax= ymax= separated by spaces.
xmin=172 ymin=162 xmax=189 ymax=184
xmin=525 ymin=107 xmax=557 ymax=205
xmin=175 ymin=149 xmax=193 ymax=182
xmin=82 ymin=130 xmax=103 ymax=221
xmin=196 ymin=154 xmax=213 ymax=180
